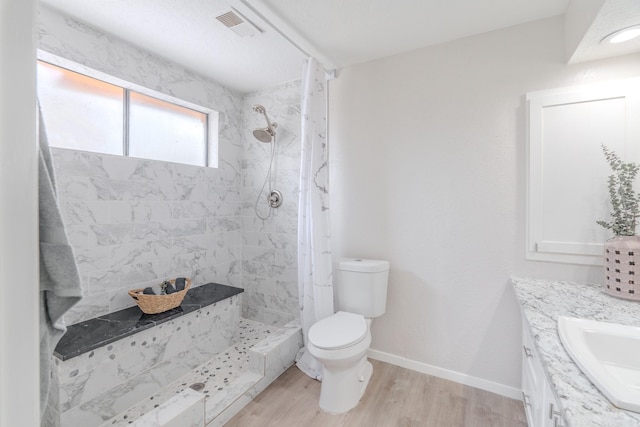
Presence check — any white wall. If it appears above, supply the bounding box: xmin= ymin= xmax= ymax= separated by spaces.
xmin=329 ymin=16 xmax=640 ymax=395
xmin=0 ymin=0 xmax=39 ymax=425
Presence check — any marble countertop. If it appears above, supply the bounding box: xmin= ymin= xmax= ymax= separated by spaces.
xmin=55 ymin=282 xmax=243 ymax=361
xmin=512 ymin=277 xmax=640 ymax=427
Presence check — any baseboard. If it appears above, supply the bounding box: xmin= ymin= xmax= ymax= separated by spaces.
xmin=367 ymin=349 xmax=522 ymax=400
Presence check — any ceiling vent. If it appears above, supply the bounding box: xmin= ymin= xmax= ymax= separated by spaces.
xmin=215 ymin=8 xmax=262 ymax=38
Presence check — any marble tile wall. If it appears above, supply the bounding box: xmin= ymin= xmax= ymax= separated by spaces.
xmin=52 ymin=149 xmax=243 ymax=324
xmin=38 ymin=6 xmax=304 ymax=426
xmin=241 ymin=81 xmax=302 ymax=326
xmin=39 ymin=5 xmax=303 ymax=327
xmin=38 ymin=5 xmax=244 ymax=324
xmin=129 ymin=389 xmax=205 ymax=427
xmin=106 ymin=319 xmax=302 ymax=427
xmin=56 ymin=295 xmax=240 ymax=426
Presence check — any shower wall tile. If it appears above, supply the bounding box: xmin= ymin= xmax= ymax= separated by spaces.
xmin=40 ymin=3 xmax=304 ymax=336
xmin=207 ymin=216 xmax=241 ymax=233
xmin=65 ymin=224 xmax=90 ymax=249
xmin=52 ymin=126 xmax=244 ymax=327
xmin=241 ymin=305 xmax=295 ymax=326
xmin=129 ymin=388 xmax=205 ymax=427
xmin=241 ymin=80 xmax=301 ymax=326
xmin=172 ymin=201 xmax=208 ymax=219
xmin=56 ymin=295 xmax=241 ymax=427
xmin=59 ymin=200 xmax=111 ymax=225
xmin=241 ymin=216 xmax=275 ymax=234
xmin=40 ymin=3 xmax=245 ymax=326
xmin=74 ymin=247 xmax=112 ymax=273
xmin=64 ymin=293 xmax=110 ymax=324
xmin=109 ymin=201 xmax=171 ymax=224
xmin=56 ymin=175 xmax=90 ymax=200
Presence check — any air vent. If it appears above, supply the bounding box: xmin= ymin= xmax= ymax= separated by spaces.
xmin=215 ymin=8 xmax=261 ymax=38
xmin=216 ymin=11 xmax=243 ymax=27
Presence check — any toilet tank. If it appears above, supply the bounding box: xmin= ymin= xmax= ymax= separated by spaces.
xmin=335 ymin=258 xmax=390 ymax=318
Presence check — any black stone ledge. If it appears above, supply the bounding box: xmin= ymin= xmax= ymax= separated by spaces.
xmin=54 ymin=282 xmax=244 ymax=361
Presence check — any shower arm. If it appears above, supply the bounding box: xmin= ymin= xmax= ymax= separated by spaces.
xmin=253 ymin=105 xmax=277 ymax=135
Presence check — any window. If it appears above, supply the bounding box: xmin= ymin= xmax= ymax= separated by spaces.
xmin=128 ymin=91 xmax=207 ymax=165
xmin=37 ymin=61 xmax=124 ymax=155
xmin=37 ymin=58 xmax=217 ymax=167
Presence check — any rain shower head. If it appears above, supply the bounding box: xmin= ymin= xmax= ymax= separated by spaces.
xmin=253 ymin=128 xmax=273 ymax=143
xmin=252 ymin=104 xmax=277 ymax=142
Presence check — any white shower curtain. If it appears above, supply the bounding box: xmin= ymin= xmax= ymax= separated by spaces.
xmin=295 ymin=58 xmax=334 ymax=380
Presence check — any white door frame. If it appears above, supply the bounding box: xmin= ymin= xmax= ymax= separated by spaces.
xmin=0 ymin=0 xmax=39 ymax=425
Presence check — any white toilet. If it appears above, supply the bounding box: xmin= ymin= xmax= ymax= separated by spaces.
xmin=307 ymin=258 xmax=390 ymax=414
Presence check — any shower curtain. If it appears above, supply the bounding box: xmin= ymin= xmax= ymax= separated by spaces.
xmin=295 ymin=58 xmax=334 ymax=380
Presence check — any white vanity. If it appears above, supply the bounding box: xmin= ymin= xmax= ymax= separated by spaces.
xmin=513 ymin=277 xmax=640 ymax=427
xmin=521 ymin=315 xmax=566 ymax=427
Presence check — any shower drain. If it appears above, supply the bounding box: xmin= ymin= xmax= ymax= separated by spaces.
xmin=189 ymin=382 xmax=205 ymax=392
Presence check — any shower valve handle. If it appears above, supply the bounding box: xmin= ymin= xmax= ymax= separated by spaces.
xmin=268 ymin=190 xmax=283 ymax=208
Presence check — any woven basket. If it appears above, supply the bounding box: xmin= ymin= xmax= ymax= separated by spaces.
xmin=128 ymin=278 xmax=192 ymax=314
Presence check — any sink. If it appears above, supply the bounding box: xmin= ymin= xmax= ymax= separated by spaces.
xmin=558 ymin=316 xmax=640 ymax=413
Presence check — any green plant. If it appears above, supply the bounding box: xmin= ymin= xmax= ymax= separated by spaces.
xmin=596 ymin=144 xmax=640 ymax=236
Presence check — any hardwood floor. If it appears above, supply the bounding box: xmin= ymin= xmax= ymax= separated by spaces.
xmin=225 ymin=359 xmax=527 ymax=427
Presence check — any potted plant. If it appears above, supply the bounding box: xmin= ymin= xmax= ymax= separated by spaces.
xmin=597 ymin=144 xmax=640 ymax=300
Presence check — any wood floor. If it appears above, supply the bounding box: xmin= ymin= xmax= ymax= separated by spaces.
xmin=225 ymin=359 xmax=527 ymax=427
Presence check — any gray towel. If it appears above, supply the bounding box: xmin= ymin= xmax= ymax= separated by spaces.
xmin=38 ymin=105 xmax=82 ymax=422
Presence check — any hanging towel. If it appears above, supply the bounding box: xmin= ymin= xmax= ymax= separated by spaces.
xmin=38 ymin=104 xmax=82 ymax=421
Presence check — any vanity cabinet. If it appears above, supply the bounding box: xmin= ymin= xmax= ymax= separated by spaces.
xmin=521 ymin=317 xmax=566 ymax=427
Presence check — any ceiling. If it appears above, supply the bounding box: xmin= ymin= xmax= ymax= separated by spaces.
xmin=259 ymin=0 xmax=569 ymax=68
xmin=39 ymin=0 xmax=640 ymax=93
xmin=568 ymin=0 xmax=640 ymax=63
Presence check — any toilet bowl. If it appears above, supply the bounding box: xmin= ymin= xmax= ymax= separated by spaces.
xmin=308 ymin=311 xmax=373 ymax=414
xmin=307 ymin=258 xmax=389 ymax=414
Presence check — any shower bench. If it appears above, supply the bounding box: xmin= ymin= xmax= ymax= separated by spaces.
xmin=52 ymin=282 xmax=302 ymax=427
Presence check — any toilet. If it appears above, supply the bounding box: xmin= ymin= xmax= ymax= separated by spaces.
xmin=307 ymin=258 xmax=390 ymax=414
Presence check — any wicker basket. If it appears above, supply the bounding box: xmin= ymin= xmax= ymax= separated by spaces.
xmin=128 ymin=278 xmax=192 ymax=314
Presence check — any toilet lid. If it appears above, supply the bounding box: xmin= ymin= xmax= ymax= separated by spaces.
xmin=309 ymin=311 xmax=368 ymax=350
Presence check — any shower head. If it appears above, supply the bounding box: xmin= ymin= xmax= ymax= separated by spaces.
xmin=252 ymin=104 xmax=277 ymax=142
xmin=253 ymin=128 xmax=273 ymax=143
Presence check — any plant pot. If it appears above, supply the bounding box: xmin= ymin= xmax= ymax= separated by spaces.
xmin=604 ymin=236 xmax=640 ymax=301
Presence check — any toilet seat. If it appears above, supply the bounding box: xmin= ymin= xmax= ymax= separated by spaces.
xmin=309 ymin=311 xmax=368 ymax=350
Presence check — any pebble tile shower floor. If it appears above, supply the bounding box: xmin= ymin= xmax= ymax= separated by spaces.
xmin=103 ymin=318 xmax=274 ymax=426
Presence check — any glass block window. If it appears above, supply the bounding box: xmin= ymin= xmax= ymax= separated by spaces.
xmin=37 ymin=59 xmax=216 ymax=167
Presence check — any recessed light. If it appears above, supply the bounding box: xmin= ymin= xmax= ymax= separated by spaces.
xmin=601 ymin=25 xmax=640 ymax=44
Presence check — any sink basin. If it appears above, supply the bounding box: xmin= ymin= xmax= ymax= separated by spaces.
xmin=558 ymin=316 xmax=640 ymax=413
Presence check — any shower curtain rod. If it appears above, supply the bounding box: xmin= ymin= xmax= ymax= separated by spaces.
xmin=238 ymin=0 xmax=338 ymax=78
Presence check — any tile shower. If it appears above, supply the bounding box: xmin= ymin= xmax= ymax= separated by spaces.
xmin=39 ymin=5 xmax=304 ymax=426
